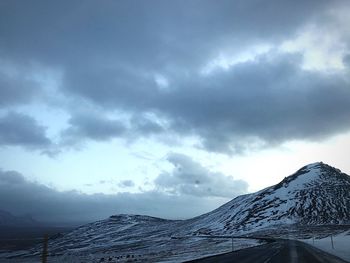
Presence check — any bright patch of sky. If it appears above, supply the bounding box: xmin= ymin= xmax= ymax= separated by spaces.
xmin=280 ymin=27 xmax=346 ymax=71
xmin=1 ymin=130 xmax=349 ymax=196
xmin=280 ymin=7 xmax=350 ymax=72
xmin=201 ymin=44 xmax=273 ymax=74
xmin=154 ymin=73 xmax=170 ymax=90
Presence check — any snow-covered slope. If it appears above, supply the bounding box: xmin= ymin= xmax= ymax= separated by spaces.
xmin=4 ymin=162 xmax=350 ymax=262
xmin=8 ymin=215 xmax=258 ymax=262
xmin=184 ymin=162 xmax=350 ymax=235
xmin=42 ymin=214 xmax=180 ymax=255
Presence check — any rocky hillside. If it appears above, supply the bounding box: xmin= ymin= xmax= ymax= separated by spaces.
xmin=5 ymin=162 xmax=350 ymax=261
xmin=184 ymin=162 xmax=350 ymax=235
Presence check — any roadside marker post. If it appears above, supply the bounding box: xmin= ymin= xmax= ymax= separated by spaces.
xmin=42 ymin=234 xmax=48 ymax=263
xmin=331 ymin=235 xmax=334 ymax=249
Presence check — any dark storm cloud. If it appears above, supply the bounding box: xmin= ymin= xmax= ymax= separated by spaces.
xmin=60 ymin=112 xmax=165 ymax=146
xmin=0 ymin=112 xmax=52 ymax=150
xmin=0 ymin=168 xmax=232 ymax=222
xmin=0 ymin=71 xmax=38 ymax=107
xmin=1 ymin=0 xmax=349 ymax=153
xmin=130 ymin=115 xmax=165 ymax=135
xmin=62 ymin=53 xmax=350 ymax=153
xmin=0 ymin=0 xmax=330 ymax=67
xmin=62 ymin=112 xmax=126 ymax=143
xmin=155 ymin=153 xmax=248 ymax=198
xmin=160 ymin=53 xmax=350 ymax=153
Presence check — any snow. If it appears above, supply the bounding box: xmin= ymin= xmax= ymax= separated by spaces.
xmin=302 ymin=231 xmax=350 ymax=262
xmin=170 ymin=162 xmax=350 ymax=234
xmin=0 ymin=238 xmax=263 ymax=262
xmin=2 ymin=162 xmax=349 ymax=262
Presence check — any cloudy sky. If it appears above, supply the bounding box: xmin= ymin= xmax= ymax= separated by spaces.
xmin=1 ymin=0 xmax=350 ymax=223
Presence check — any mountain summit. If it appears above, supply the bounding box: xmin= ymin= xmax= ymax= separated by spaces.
xmin=185 ymin=162 xmax=350 ymax=235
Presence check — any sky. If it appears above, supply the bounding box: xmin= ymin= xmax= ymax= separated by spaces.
xmin=0 ymin=0 xmax=350 ymax=223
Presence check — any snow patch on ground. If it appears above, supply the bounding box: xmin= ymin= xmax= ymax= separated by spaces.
xmin=0 ymin=238 xmax=263 ymax=262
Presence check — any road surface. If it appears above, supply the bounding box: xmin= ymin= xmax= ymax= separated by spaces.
xmin=186 ymin=240 xmax=348 ymax=263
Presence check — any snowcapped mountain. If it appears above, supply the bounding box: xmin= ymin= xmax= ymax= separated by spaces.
xmin=184 ymin=162 xmax=350 ymax=235
xmin=7 ymin=162 xmax=350 ymax=262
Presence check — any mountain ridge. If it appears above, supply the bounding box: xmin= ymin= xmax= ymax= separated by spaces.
xmin=0 ymin=210 xmax=40 ymax=227
xmin=12 ymin=162 xmax=350 ymax=261
xmin=182 ymin=162 xmax=350 ymax=235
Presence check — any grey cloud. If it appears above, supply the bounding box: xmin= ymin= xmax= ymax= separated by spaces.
xmin=0 ymin=168 xmax=230 ymax=222
xmin=63 ymin=53 xmax=350 ymax=154
xmin=61 ymin=112 xmax=126 ymax=143
xmin=343 ymin=54 xmax=350 ymax=68
xmin=161 ymin=53 xmax=350 ymax=152
xmin=63 ymin=66 xmax=158 ymax=110
xmin=155 ymin=153 xmax=248 ymax=198
xmin=60 ymin=112 xmax=166 ymax=146
xmin=118 ymin=180 xmax=135 ymax=188
xmin=0 ymin=0 xmax=331 ymax=69
xmin=131 ymin=115 xmax=165 ymax=135
xmin=0 ymin=170 xmax=25 ymax=184
xmin=0 ymin=112 xmax=52 ymax=150
xmin=1 ymin=1 xmax=349 ymax=154
xmin=0 ymin=71 xmax=38 ymax=107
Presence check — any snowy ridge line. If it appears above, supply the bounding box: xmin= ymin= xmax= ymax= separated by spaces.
xmin=2 ymin=162 xmax=350 ymax=262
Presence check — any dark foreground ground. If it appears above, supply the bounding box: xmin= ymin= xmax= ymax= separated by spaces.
xmin=186 ymin=239 xmax=348 ymax=263
xmin=0 ymin=226 xmax=73 ymax=251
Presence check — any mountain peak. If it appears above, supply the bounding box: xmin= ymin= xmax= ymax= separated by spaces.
xmin=275 ymin=162 xmax=345 ymax=190
xmin=301 ymin=161 xmax=343 ymax=173
xmin=304 ymin=161 xmax=324 ymax=169
xmin=186 ymin=162 xmax=350 ymax=234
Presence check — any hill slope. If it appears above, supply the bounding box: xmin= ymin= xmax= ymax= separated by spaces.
xmin=184 ymin=162 xmax=350 ymax=235
xmin=4 ymin=162 xmax=350 ymax=262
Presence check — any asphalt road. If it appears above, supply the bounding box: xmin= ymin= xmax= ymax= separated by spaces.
xmin=186 ymin=240 xmax=348 ymax=263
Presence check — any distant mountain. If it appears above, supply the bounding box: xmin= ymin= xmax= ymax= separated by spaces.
xmin=15 ymin=162 xmax=350 ymax=261
xmin=0 ymin=210 xmax=39 ymax=227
